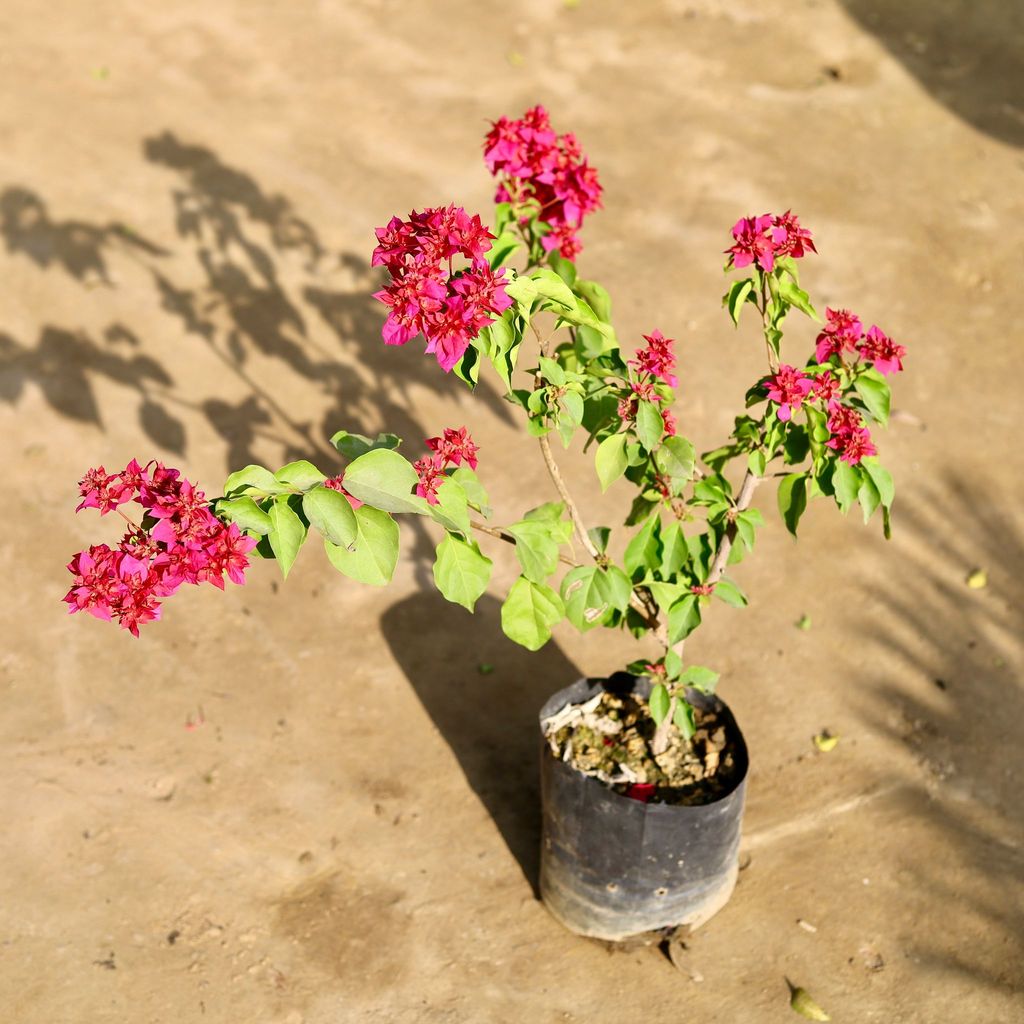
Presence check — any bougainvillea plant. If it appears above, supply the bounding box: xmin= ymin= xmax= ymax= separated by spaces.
xmin=66 ymin=105 xmax=903 ymax=747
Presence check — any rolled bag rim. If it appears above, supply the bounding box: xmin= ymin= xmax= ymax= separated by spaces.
xmin=538 ymin=676 xmax=749 ymax=942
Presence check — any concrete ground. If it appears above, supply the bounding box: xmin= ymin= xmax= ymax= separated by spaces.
xmin=1 ymin=1 xmax=1021 ymax=1021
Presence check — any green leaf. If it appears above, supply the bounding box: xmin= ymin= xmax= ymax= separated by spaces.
xmin=861 ymin=459 xmax=895 ymax=508
xmin=574 ymin=279 xmax=612 ymax=323
xmin=324 ymin=506 xmax=399 ymax=586
xmin=636 ymin=400 xmax=664 ymax=452
xmin=777 ymin=276 xmax=820 ymax=320
xmin=330 ymin=431 xmax=401 ymax=460
xmin=735 ymin=507 xmax=763 ymax=551
xmin=783 ymin=425 xmax=811 ymax=465
xmin=561 ymin=565 xmax=632 ymax=631
xmin=432 ymin=534 xmax=492 ymax=611
xmin=595 ymin=433 xmax=628 ymax=492
xmin=223 ymin=464 xmax=288 ymax=497
xmin=724 ymin=278 xmax=754 ymax=325
xmin=858 ymin=472 xmax=881 ymax=523
xmin=649 ymin=684 xmax=670 ymax=725
xmin=275 ymin=460 xmax=326 ymax=491
xmin=668 ymin=594 xmax=702 ymax=644
xmin=748 ymin=449 xmax=767 ymax=477
xmin=588 ymin=526 xmax=611 ymax=553
xmin=678 ymin=665 xmax=719 ymax=692
xmin=853 ymin=369 xmax=890 ymax=426
xmin=531 ymin=267 xmax=579 ymax=311
xmin=487 ymin=232 xmax=521 ymax=271
xmin=538 ymin=355 xmax=566 ymax=387
xmin=547 ymin=250 xmax=578 ymax=286
xmin=485 ymin=313 xmax=520 ymax=392
xmin=507 ymin=518 xmax=565 ymax=584
xmin=302 ymin=485 xmax=358 ymax=547
xmin=268 ymin=497 xmax=307 ymax=578
xmin=342 ymin=448 xmax=427 ymax=514
xmin=524 ymin=501 xmax=567 ymax=525
xmin=714 ymin=578 xmax=748 ymax=607
xmin=673 ymin=699 xmax=696 ymax=739
xmin=646 ymin=581 xmax=685 ymax=615
xmin=500 ymin=576 xmax=564 ymax=651
xmin=428 ymin=477 xmax=472 ymax=536
xmin=659 ymin=521 xmax=688 ymax=578
xmin=624 ymin=513 xmax=660 ymax=578
xmin=217 ymin=495 xmax=272 ymax=536
xmin=450 ymin=466 xmax=491 ymax=517
xmin=505 ymin=272 xmax=539 ymax=313
xmin=655 ymin=435 xmax=696 ymax=485
xmin=833 ymin=460 xmax=861 ymax=515
xmin=452 ymin=338 xmax=482 ymax=388
xmin=777 ymin=473 xmax=808 ymax=537
xmin=560 ymin=389 xmax=584 ymax=424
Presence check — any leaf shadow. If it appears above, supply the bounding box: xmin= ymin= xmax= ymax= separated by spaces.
xmin=837 ymin=0 xmax=1024 ymax=148
xmin=379 ymin=590 xmax=582 ymax=896
xmin=852 ymin=468 xmax=1024 ymax=993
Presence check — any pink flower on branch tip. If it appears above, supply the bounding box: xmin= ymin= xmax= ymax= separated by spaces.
xmin=765 ymin=364 xmax=813 ymax=421
xmin=726 ymin=212 xmax=815 ymax=274
xmin=815 ymin=307 xmax=863 ymax=363
xmin=828 ymin=427 xmax=877 ymax=465
xmin=65 ymin=459 xmax=257 ymax=636
xmin=771 ymin=210 xmax=817 ymax=260
xmin=690 ymin=583 xmax=715 ymax=596
xmin=426 ymin=426 xmax=479 ymax=470
xmin=417 ymin=427 xmax=480 ymax=504
xmin=371 ymin=205 xmax=511 ymax=372
xmin=858 ymin=325 xmax=905 ymax=376
xmin=629 ymin=329 xmax=678 ymax=387
xmin=413 ymin=456 xmax=446 ymax=505
xmin=811 ymin=370 xmax=842 ymax=410
xmin=825 ymin=406 xmax=877 ymax=465
xmin=484 ymin=105 xmax=602 ymax=259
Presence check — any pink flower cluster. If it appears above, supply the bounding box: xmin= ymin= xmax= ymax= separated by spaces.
xmin=484 ymin=105 xmax=602 ymax=260
xmin=64 ymin=460 xmax=256 ymax=636
xmin=726 ymin=211 xmax=816 ymax=273
xmin=826 ymin=406 xmax=877 ymax=465
xmin=414 ymin=427 xmax=480 ymax=505
xmin=815 ymin=308 xmax=905 ymax=376
xmin=618 ymin=330 xmax=678 ymax=438
xmin=763 ymin=366 xmax=879 ymax=465
xmin=372 ymin=205 xmax=512 ymax=373
xmin=765 ymin=364 xmax=814 ymax=421
xmin=629 ymin=329 xmax=678 ymax=387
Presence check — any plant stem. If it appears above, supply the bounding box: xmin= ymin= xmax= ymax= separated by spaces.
xmin=536 ymin=432 xmax=660 ymax=634
xmin=706 ymin=469 xmax=760 ymax=586
xmin=537 ymin=433 xmax=600 ymax=560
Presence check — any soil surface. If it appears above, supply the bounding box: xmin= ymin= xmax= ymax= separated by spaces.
xmin=2 ymin=2 xmax=1023 ymax=1022
xmin=544 ymin=687 xmax=743 ymax=804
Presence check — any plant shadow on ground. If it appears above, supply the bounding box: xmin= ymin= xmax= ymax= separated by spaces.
xmin=855 ymin=469 xmax=1024 ymax=994
xmin=837 ymin=0 xmax=1024 ymax=148
xmin=0 ymin=131 xmax=510 ymax=495
xmin=0 ymin=132 xmax=562 ymax=888
xmin=380 ymin=590 xmax=582 ymax=895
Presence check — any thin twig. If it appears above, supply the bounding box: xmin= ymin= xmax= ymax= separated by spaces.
xmin=706 ymin=470 xmax=760 ymax=586
xmin=537 ymin=433 xmax=600 ymax=560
